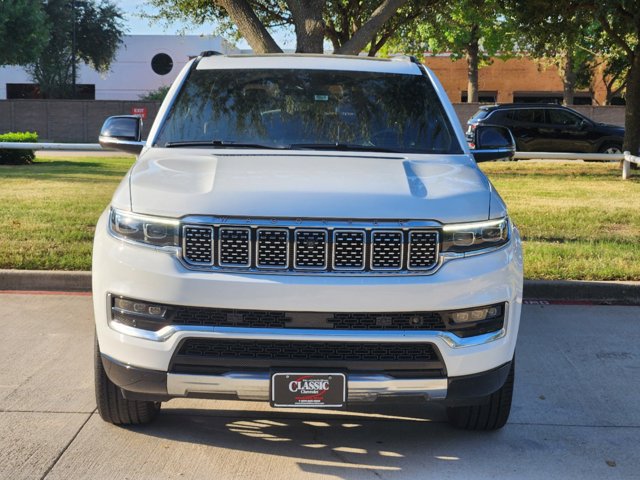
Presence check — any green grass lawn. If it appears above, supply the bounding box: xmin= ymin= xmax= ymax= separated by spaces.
xmin=1 ymin=156 xmax=638 ymax=280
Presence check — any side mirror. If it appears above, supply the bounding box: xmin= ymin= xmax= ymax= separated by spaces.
xmin=471 ymin=125 xmax=516 ymax=162
xmin=99 ymin=115 xmax=145 ymax=154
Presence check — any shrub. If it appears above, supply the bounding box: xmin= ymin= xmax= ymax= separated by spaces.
xmin=0 ymin=132 xmax=38 ymax=165
xmin=138 ymin=86 xmax=170 ymax=101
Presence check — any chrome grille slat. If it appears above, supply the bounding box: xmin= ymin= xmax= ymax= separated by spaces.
xmin=408 ymin=231 xmax=439 ymax=270
xmin=256 ymin=228 xmax=289 ymax=268
xmin=182 ymin=221 xmax=439 ymax=274
xmin=333 ymin=230 xmax=366 ymax=270
xmin=371 ymin=230 xmax=403 ymax=270
xmin=218 ymin=227 xmax=251 ymax=267
xmin=183 ymin=226 xmax=214 ymax=265
xmin=294 ymin=229 xmax=328 ymax=269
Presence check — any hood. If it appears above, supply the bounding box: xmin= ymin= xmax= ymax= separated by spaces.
xmin=596 ymin=122 xmax=625 ymax=133
xmin=128 ymin=149 xmax=492 ymax=223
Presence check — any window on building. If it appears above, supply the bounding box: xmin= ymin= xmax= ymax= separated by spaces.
xmin=460 ymin=91 xmax=497 ymax=103
xmin=6 ymin=83 xmax=95 ymax=99
xmin=151 ymin=53 xmax=174 ymax=75
xmin=513 ymin=92 xmax=592 ymax=105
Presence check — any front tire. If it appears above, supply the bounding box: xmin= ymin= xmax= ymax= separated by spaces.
xmin=94 ymin=336 xmax=161 ymax=425
xmin=598 ymin=142 xmax=623 ymax=155
xmin=446 ymin=359 xmax=514 ymax=431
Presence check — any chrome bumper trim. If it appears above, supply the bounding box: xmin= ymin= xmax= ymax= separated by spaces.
xmin=166 ymin=372 xmax=448 ymax=402
xmin=108 ymin=321 xmax=506 ymax=348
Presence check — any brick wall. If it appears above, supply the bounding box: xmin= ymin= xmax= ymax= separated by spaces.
xmin=0 ymin=100 xmax=162 ymax=142
xmin=0 ymin=99 xmax=627 ymax=143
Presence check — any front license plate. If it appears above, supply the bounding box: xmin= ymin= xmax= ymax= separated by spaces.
xmin=271 ymin=373 xmax=346 ymax=408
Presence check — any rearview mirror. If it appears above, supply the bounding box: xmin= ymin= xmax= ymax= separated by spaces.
xmin=471 ymin=125 xmax=516 ymax=162
xmin=99 ymin=115 xmax=145 ymax=154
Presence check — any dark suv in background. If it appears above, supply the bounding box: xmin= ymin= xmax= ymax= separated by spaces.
xmin=467 ymin=104 xmax=624 ymax=154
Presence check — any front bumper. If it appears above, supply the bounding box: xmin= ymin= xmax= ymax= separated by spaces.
xmin=102 ymin=353 xmax=512 ymax=405
xmin=93 ymin=209 xmax=523 ymax=401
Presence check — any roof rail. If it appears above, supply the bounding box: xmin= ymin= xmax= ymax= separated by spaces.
xmin=389 ymin=54 xmax=421 ymax=64
xmin=199 ymin=50 xmax=223 ymax=57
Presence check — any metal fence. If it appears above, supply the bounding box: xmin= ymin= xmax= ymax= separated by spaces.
xmin=0 ymin=142 xmax=638 ymax=179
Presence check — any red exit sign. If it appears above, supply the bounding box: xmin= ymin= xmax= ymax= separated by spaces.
xmin=131 ymin=107 xmax=147 ymax=120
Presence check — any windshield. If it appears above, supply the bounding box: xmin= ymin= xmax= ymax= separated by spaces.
xmin=154 ymin=68 xmax=462 ymax=154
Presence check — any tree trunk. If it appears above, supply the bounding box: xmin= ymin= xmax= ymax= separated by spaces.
xmin=216 ymin=0 xmax=282 ymax=54
xmin=623 ymin=47 xmax=640 ymax=154
xmin=287 ymin=0 xmax=326 ymax=53
xmin=562 ymin=51 xmax=576 ymax=106
xmin=466 ymin=31 xmax=479 ymax=103
xmin=335 ymin=0 xmax=409 ymax=55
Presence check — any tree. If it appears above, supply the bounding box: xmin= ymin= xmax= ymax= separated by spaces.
xmin=384 ymin=0 xmax=512 ymax=103
xmin=502 ymin=1 xmax=594 ymax=105
xmin=504 ymin=0 xmax=640 ymax=153
xmin=0 ymin=0 xmax=48 ymax=65
xmin=27 ymin=0 xmax=125 ymax=98
xmin=146 ymin=0 xmax=416 ymax=55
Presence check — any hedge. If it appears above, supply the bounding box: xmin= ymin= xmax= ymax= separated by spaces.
xmin=0 ymin=132 xmax=38 ymax=165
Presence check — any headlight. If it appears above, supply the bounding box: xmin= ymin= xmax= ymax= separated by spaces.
xmin=108 ymin=207 xmax=179 ymax=248
xmin=441 ymin=217 xmax=509 ymax=254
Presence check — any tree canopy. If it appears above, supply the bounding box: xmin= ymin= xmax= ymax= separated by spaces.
xmin=28 ymin=0 xmax=125 ymax=99
xmin=0 ymin=0 xmax=48 ymax=65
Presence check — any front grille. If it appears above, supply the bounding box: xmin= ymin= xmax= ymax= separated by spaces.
xmin=183 ymin=220 xmax=439 ymax=274
xmin=177 ymin=339 xmax=439 ymax=362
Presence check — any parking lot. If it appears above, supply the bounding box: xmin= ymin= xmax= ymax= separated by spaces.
xmin=1 ymin=292 xmax=639 ymax=479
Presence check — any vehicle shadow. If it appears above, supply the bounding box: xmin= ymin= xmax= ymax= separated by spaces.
xmin=129 ymin=402 xmax=500 ymax=479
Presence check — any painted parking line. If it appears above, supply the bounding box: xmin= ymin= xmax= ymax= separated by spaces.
xmin=524 ymin=299 xmax=640 ymax=306
xmin=0 ymin=290 xmax=92 ymax=296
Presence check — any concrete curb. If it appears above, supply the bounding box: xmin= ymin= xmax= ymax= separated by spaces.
xmin=1 ymin=269 xmax=639 ymax=303
xmin=0 ymin=269 xmax=92 ymax=292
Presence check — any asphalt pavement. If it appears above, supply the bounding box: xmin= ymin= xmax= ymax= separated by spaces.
xmin=1 ymin=293 xmax=639 ymax=480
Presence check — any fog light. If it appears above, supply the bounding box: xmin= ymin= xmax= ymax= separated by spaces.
xmin=447 ymin=304 xmax=502 ymax=324
xmin=111 ymin=296 xmax=170 ymax=332
xmin=113 ymin=297 xmax=167 ymax=318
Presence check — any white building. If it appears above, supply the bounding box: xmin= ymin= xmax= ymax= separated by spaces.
xmin=0 ymin=35 xmax=238 ymax=100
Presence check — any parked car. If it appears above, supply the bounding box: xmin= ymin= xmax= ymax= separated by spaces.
xmin=94 ymin=53 xmax=523 ymax=431
xmin=467 ymin=103 xmax=625 ymax=154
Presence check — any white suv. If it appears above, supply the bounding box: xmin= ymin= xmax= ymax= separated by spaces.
xmin=94 ymin=53 xmax=522 ymax=430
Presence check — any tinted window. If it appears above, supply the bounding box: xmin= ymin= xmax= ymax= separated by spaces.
xmin=507 ymin=109 xmax=545 ymax=123
xmin=471 ymin=109 xmax=489 ymax=121
xmin=548 ymin=109 xmax=581 ymax=126
xmin=155 ymin=69 xmax=462 ymax=154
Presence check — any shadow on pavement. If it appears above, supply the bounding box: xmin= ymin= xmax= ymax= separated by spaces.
xmin=127 ymin=403 xmax=493 ymax=479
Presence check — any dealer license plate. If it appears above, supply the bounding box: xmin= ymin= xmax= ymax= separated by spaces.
xmin=270 ymin=373 xmax=346 ymax=408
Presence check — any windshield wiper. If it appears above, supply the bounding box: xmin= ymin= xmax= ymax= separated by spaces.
xmin=289 ymin=143 xmax=403 ymax=153
xmin=164 ymin=140 xmax=288 ymax=149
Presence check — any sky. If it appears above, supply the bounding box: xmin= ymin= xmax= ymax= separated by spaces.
xmin=113 ymin=0 xmax=294 ymax=49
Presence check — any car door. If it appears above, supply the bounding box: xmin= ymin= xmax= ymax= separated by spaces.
xmin=508 ymin=109 xmax=546 ymax=151
xmin=545 ymin=108 xmax=591 ymax=152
